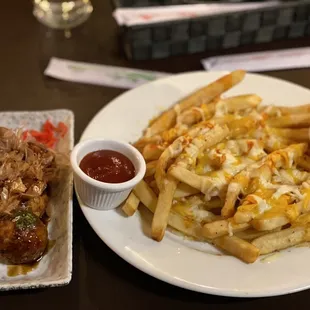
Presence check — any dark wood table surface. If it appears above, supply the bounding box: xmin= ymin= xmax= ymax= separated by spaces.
xmin=1 ymin=0 xmax=310 ymax=309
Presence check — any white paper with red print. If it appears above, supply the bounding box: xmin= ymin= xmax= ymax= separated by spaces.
xmin=113 ymin=3 xmax=280 ymax=26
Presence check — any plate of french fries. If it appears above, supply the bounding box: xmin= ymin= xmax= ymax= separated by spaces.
xmin=79 ymin=70 xmax=310 ymax=297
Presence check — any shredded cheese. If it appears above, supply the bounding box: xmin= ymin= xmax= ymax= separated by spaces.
xmin=250 ymin=195 xmax=272 ymax=214
xmin=248 ymin=143 xmax=267 ymax=160
xmin=202 ymin=171 xmax=228 ymax=201
xmin=272 ymin=185 xmax=303 ymax=200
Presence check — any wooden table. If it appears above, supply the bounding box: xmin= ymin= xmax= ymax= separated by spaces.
xmin=1 ymin=1 xmax=310 ymax=309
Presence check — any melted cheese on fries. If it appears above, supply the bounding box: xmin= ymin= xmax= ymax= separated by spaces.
xmin=128 ymin=71 xmax=310 ymax=263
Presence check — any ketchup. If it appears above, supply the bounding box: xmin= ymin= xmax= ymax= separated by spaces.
xmin=79 ymin=150 xmax=135 ymax=183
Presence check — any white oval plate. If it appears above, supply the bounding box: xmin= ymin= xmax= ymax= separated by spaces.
xmin=78 ymin=71 xmax=310 ymax=298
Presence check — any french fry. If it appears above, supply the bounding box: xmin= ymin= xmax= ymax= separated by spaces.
xmin=134 ymin=180 xmax=204 ymax=239
xmin=168 ymin=210 xmax=204 ymax=240
xmin=234 ymin=228 xmax=281 ymax=241
xmin=171 ymin=167 xmax=231 ymax=203
xmin=160 ymin=125 xmax=188 ymax=143
xmin=135 ymin=125 xmax=188 ymax=150
xmin=145 ymin=160 xmax=158 ymax=177
xmin=262 ymin=103 xmax=310 ymax=116
xmin=221 ymin=173 xmax=253 ymax=218
xmin=177 ymin=102 xmax=216 ymax=125
xmin=216 ymin=94 xmax=261 ymax=115
xmin=278 ymin=104 xmax=310 ymax=115
xmin=142 ymin=143 xmax=166 ymax=161
xmin=202 ymin=219 xmax=250 ymax=239
xmin=148 ymin=179 xmax=159 ymax=193
xmin=134 ymin=135 xmax=162 ymax=150
xmin=209 ymin=115 xmax=237 ymax=126
xmin=252 ymin=225 xmax=310 ymax=254
xmin=292 ymin=212 xmax=310 ymax=227
xmin=268 ymin=114 xmax=310 ymax=128
xmin=145 ymin=70 xmax=246 ymax=136
xmin=154 ymin=121 xmax=213 ymax=190
xmin=176 ymin=94 xmax=260 ymax=126
xmin=271 ymin=128 xmax=310 ymax=142
xmin=251 ymin=214 xmax=290 ymax=231
xmin=133 ymin=180 xmax=158 ymax=213
xmin=175 ymin=125 xmax=228 ymax=169
xmin=152 ymin=175 xmax=179 ymax=241
xmin=228 ymin=116 xmax=258 ymax=138
xmin=174 ymin=182 xmax=200 ymax=198
xmin=122 ymin=192 xmax=140 ymax=216
xmin=213 ymin=235 xmax=260 ymax=263
xmin=155 ymin=135 xmax=190 ymax=190
xmin=298 ymin=155 xmax=310 ymax=171
xmin=169 ymin=166 xmax=210 ymax=191
xmin=250 ymin=202 xmax=304 ymax=231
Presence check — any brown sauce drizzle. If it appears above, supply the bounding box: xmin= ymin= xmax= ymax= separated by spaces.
xmin=7 ymin=262 xmax=40 ymax=277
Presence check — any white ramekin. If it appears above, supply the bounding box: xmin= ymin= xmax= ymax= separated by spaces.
xmin=70 ymin=139 xmax=146 ymax=211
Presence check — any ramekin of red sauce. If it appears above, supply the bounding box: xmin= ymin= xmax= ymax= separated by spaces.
xmin=70 ymin=139 xmax=146 ymax=210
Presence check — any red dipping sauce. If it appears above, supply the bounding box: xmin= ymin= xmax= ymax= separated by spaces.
xmin=79 ymin=150 xmax=136 ymax=184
